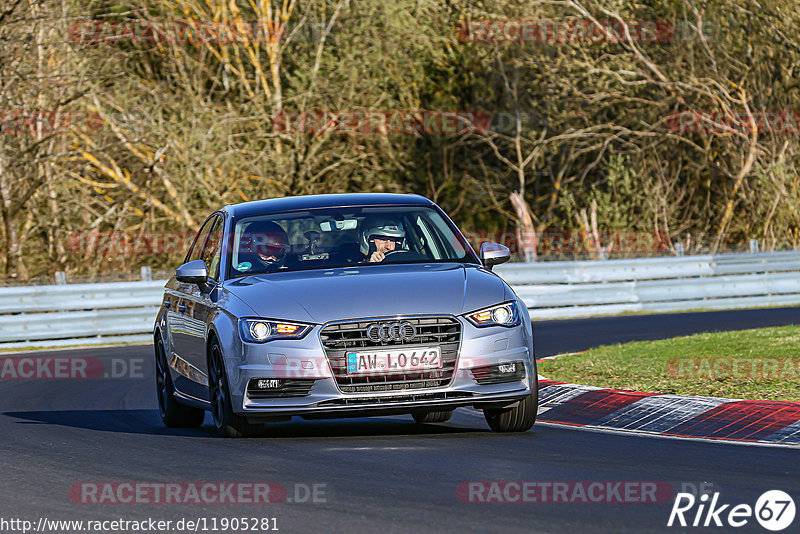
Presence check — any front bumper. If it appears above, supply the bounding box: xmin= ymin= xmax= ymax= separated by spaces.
xmin=225 ymin=316 xmax=535 ymax=418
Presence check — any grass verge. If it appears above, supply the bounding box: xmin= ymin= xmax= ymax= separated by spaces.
xmin=537 ymin=325 xmax=800 ymax=401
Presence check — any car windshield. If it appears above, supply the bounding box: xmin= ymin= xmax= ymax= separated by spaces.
xmin=227 ymin=205 xmax=476 ymax=277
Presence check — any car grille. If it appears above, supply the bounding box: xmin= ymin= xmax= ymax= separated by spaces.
xmin=319 ymin=316 xmax=461 ymax=393
xmin=246 ymin=379 xmax=316 ymax=399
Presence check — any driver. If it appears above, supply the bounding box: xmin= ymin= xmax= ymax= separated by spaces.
xmin=235 ymin=220 xmax=289 ymax=273
xmin=360 ymin=219 xmax=406 ymax=263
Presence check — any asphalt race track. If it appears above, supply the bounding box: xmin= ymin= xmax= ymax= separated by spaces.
xmin=533 ymin=305 xmax=800 ymax=357
xmin=2 ymin=308 xmax=799 ymax=533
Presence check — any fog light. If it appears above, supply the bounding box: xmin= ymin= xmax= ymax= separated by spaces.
xmin=471 ymin=360 xmax=526 ymax=385
xmin=255 ymin=379 xmax=284 ymax=389
xmin=497 ymin=362 xmax=517 ymax=374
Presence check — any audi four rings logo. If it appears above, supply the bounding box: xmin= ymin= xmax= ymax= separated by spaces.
xmin=366 ymin=322 xmax=416 ymax=342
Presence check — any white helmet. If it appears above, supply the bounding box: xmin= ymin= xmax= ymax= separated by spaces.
xmin=359 ymin=219 xmax=406 ymax=255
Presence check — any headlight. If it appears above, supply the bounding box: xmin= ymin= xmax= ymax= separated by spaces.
xmin=238 ymin=318 xmax=313 ymax=343
xmin=465 ymin=301 xmax=521 ymax=328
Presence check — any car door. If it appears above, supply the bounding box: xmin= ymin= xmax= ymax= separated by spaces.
xmin=165 ymin=215 xmax=216 ymax=386
xmin=181 ymin=214 xmax=224 ymax=374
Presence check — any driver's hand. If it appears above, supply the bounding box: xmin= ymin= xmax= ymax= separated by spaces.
xmin=369 ymin=251 xmax=385 ymax=263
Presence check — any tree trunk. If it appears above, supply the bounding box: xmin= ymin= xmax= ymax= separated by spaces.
xmin=0 ymin=154 xmax=21 ymax=279
xmin=510 ymin=192 xmax=537 ymax=262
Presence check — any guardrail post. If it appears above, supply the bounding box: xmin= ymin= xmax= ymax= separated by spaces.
xmin=750 ymin=239 xmax=759 ymax=254
xmin=140 ymin=266 xmax=152 ymax=281
xmin=54 ymin=271 xmax=67 ymax=285
xmin=674 ymin=243 xmax=684 ymax=256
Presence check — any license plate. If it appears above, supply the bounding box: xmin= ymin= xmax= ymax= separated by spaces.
xmin=346 ymin=347 xmax=441 ymax=375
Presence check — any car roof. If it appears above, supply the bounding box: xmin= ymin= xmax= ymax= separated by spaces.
xmin=221 ymin=193 xmax=434 ymax=218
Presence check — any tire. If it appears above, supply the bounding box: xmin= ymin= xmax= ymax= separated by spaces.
xmin=484 ymin=390 xmax=538 ymax=433
xmin=155 ymin=337 xmax=205 ymax=428
xmin=208 ymin=341 xmax=263 ymax=438
xmin=412 ymin=410 xmax=454 ymax=424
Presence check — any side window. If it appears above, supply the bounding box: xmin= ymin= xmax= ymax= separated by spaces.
xmin=414 ymin=215 xmax=441 ymax=259
xmin=424 ymin=212 xmax=467 ymax=258
xmin=202 ymin=216 xmax=224 ymax=280
xmin=185 ymin=216 xmax=216 ymax=263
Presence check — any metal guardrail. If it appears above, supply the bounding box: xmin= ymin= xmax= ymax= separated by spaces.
xmin=495 ymin=250 xmax=800 ymax=319
xmin=0 ymin=281 xmax=166 ymax=348
xmin=0 ymin=251 xmax=798 ymax=348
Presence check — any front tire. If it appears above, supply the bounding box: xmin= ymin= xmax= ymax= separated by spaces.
xmin=155 ymin=338 xmax=205 ymax=428
xmin=483 ymin=391 xmax=537 ymax=433
xmin=209 ymin=341 xmax=262 ymax=438
xmin=412 ymin=410 xmax=454 ymax=423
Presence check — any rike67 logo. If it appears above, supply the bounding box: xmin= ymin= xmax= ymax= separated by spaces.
xmin=668 ymin=490 xmax=795 ymax=531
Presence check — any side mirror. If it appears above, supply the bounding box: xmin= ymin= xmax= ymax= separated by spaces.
xmin=176 ymin=259 xmax=209 ymax=289
xmin=480 ymin=242 xmax=511 ymax=270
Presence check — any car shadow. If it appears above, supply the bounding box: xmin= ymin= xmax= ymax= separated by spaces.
xmin=1 ymin=409 xmax=491 ymax=439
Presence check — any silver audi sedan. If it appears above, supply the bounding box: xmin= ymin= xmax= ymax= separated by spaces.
xmin=154 ymin=193 xmax=537 ymax=437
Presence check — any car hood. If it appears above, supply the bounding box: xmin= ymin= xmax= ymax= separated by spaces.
xmin=224 ymin=263 xmax=508 ymax=324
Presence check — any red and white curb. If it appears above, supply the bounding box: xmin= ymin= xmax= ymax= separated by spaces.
xmin=536 ymin=378 xmax=800 ymax=445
